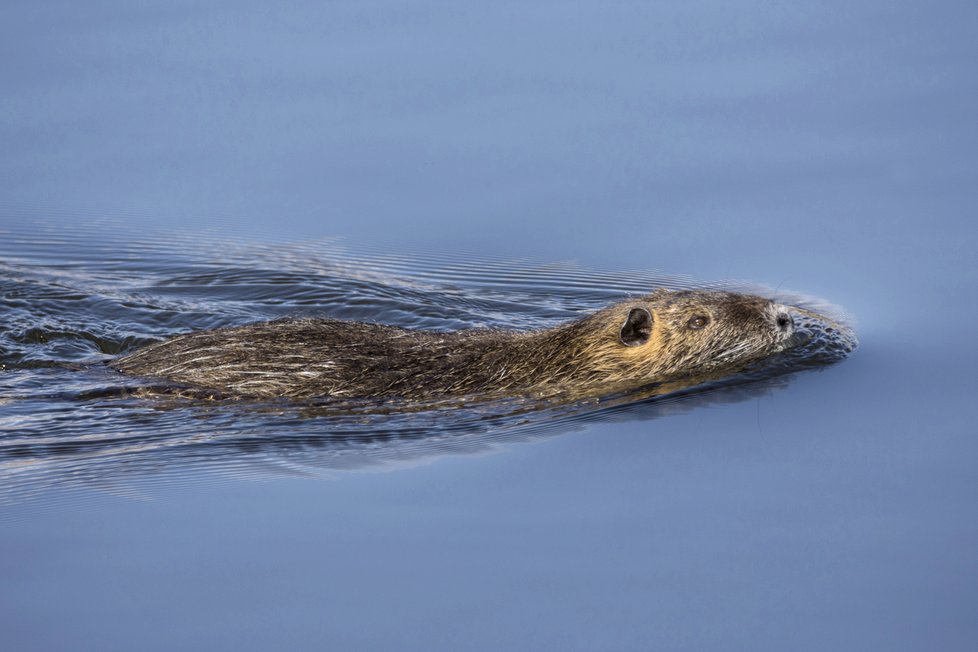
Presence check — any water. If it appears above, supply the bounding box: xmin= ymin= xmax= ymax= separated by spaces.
xmin=2 ymin=1 xmax=977 ymax=651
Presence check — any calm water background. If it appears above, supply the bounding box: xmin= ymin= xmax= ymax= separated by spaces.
xmin=2 ymin=1 xmax=977 ymax=650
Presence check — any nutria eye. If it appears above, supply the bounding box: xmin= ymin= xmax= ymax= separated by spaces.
xmin=687 ymin=315 xmax=709 ymax=330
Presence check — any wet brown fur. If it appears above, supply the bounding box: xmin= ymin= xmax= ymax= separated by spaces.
xmin=111 ymin=289 xmax=797 ymax=400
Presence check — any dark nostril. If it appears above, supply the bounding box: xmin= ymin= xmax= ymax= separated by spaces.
xmin=776 ymin=314 xmax=792 ymax=331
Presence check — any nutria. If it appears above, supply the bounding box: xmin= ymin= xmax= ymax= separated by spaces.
xmin=110 ymin=289 xmax=804 ymax=401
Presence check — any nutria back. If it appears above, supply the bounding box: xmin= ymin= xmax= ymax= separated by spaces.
xmin=111 ymin=289 xmax=804 ymax=400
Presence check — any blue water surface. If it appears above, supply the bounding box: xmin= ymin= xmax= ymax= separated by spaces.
xmin=2 ymin=1 xmax=977 ymax=650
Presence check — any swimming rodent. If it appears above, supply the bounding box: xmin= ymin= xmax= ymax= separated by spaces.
xmin=110 ymin=289 xmax=808 ymax=401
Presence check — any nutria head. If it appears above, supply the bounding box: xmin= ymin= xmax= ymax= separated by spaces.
xmin=575 ymin=289 xmax=798 ymax=385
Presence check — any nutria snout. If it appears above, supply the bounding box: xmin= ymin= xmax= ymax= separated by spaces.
xmin=111 ymin=289 xmax=823 ymax=400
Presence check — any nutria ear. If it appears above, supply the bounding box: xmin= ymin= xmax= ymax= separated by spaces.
xmin=619 ymin=307 xmax=653 ymax=347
